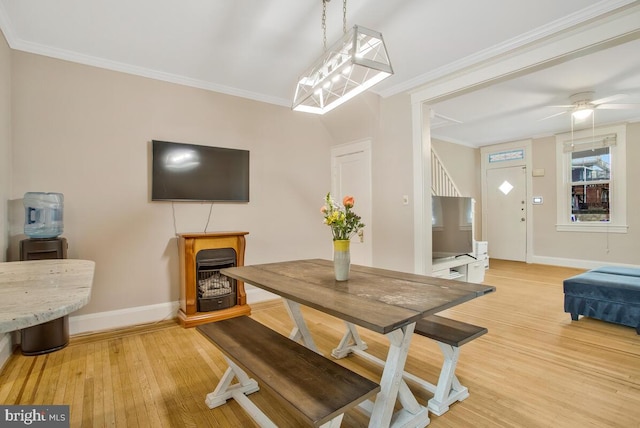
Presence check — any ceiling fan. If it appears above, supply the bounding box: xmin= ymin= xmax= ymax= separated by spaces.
xmin=540 ymin=91 xmax=640 ymax=121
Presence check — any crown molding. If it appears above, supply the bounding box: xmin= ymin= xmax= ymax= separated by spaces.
xmin=0 ymin=1 xmax=291 ymax=108
xmin=380 ymin=0 xmax=639 ymax=99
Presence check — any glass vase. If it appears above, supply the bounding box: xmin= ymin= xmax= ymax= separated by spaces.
xmin=333 ymin=239 xmax=351 ymax=281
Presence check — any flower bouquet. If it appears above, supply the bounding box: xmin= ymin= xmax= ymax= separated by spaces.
xmin=321 ymin=193 xmax=365 ymax=280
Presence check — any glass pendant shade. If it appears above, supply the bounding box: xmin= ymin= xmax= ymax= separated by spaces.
xmin=292 ymin=25 xmax=393 ymax=114
xmin=572 ymin=107 xmax=594 ymax=120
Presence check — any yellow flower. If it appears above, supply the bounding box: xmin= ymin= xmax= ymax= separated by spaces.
xmin=321 ymin=192 xmax=365 ymax=241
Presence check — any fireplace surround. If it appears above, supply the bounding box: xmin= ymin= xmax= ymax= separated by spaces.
xmin=177 ymin=232 xmax=251 ymax=327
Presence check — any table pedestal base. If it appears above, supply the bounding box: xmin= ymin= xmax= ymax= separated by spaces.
xmin=21 ymin=316 xmax=69 ymax=356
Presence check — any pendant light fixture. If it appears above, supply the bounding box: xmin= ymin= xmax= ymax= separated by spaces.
xmin=292 ymin=0 xmax=393 ymax=114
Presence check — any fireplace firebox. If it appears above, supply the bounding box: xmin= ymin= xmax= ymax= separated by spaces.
xmin=177 ymin=232 xmax=251 ymax=327
xmin=196 ymin=248 xmax=237 ymax=312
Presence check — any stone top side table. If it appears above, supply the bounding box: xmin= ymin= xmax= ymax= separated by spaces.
xmin=0 ymin=259 xmax=95 ymax=334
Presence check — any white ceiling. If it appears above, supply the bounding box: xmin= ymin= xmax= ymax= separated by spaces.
xmin=1 ymin=0 xmax=639 ymax=147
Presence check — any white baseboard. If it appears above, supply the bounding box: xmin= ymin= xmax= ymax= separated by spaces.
xmin=68 ymin=288 xmax=278 ymax=336
xmin=0 ymin=333 xmax=14 ymax=370
xmin=246 ymin=286 xmax=278 ymax=304
xmin=529 ymin=255 xmax=640 ymax=270
xmin=69 ymin=301 xmax=180 ymax=335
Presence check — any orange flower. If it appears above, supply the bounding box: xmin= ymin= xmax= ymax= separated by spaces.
xmin=342 ymin=196 xmax=355 ymax=208
xmin=320 ymin=206 xmax=327 ymax=213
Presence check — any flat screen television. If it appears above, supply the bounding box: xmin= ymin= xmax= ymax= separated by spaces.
xmin=151 ymin=140 xmax=250 ymax=202
xmin=432 ymin=195 xmax=474 ymax=259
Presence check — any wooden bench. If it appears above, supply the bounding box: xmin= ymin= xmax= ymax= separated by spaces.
xmin=331 ymin=314 xmax=488 ymax=417
xmin=412 ymin=314 xmax=488 ymax=415
xmin=197 ymin=316 xmax=380 ymax=428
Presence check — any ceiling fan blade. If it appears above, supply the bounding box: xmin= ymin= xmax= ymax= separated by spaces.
xmin=539 ymin=110 xmax=568 ymax=121
xmin=591 ymin=94 xmax=627 ymax=105
xmin=596 ymin=103 xmax=640 ymax=110
xmin=546 ymin=104 xmax=574 ymax=108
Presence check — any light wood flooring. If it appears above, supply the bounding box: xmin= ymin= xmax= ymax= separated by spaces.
xmin=1 ymin=259 xmax=639 ymax=427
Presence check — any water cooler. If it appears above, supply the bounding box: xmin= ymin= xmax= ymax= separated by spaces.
xmin=19 ymin=192 xmax=69 ymax=356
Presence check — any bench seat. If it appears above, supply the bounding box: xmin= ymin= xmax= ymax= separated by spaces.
xmin=197 ymin=316 xmax=380 ymax=427
xmin=415 ymin=314 xmax=488 ymax=346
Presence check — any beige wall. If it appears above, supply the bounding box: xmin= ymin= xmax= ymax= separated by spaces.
xmin=9 ymin=51 xmax=337 ymax=316
xmin=529 ymin=124 xmax=640 ymax=265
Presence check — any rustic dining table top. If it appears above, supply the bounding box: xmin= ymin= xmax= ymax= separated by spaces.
xmin=222 ymin=258 xmax=495 ymax=334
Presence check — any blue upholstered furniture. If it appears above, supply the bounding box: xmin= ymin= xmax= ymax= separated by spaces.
xmin=564 ymin=267 xmax=640 ymax=334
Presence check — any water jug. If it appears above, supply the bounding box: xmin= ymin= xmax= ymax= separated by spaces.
xmin=23 ymin=192 xmax=64 ymax=238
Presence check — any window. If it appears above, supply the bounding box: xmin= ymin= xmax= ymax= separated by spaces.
xmin=556 ymin=124 xmax=627 ymax=233
xmin=571 ymin=146 xmax=609 ymax=222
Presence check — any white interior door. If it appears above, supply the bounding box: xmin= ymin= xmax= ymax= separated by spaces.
xmin=331 ymin=141 xmax=372 ymax=266
xmin=486 ymin=166 xmax=527 ymax=261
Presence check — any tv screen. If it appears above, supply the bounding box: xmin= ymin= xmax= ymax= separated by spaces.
xmin=432 ymin=196 xmax=474 ymax=258
xmin=151 ymin=140 xmax=249 ymax=202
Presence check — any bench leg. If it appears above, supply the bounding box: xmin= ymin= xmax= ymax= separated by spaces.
xmin=205 ymin=357 xmax=260 ymax=409
xmin=207 ymin=357 xmax=347 ymax=428
xmin=427 ymin=343 xmax=469 ymax=416
xmin=332 ymin=321 xmax=368 ymax=359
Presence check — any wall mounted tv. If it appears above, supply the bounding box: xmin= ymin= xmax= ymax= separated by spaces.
xmin=432 ymin=195 xmax=474 ymax=259
xmin=151 ymin=140 xmax=249 ymax=202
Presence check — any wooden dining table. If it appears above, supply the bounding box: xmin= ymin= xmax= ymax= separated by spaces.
xmin=222 ymin=258 xmax=495 ymax=428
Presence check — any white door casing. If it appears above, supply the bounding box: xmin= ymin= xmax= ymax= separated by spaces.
xmin=331 ymin=140 xmax=373 ymax=267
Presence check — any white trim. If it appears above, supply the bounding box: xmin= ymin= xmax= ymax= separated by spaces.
xmin=530 ymin=255 xmax=640 ymax=271
xmin=0 ymin=333 xmax=14 ymax=371
xmin=69 ymin=301 xmax=180 ymax=335
xmin=413 ymin=103 xmax=431 ymax=275
xmin=556 ymin=224 xmax=628 ymax=233
xmin=409 ymin=3 xmax=640 ymax=105
xmin=68 ymin=288 xmax=276 ymax=335
xmin=382 ymin=1 xmax=638 ymax=98
xmin=0 ymin=0 xmax=290 ymax=109
xmin=555 ymin=123 xmax=627 ymax=232
xmin=246 ymin=286 xmax=278 ymax=304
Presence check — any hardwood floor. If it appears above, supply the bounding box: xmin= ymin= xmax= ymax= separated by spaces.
xmin=1 ymin=260 xmax=639 ymax=427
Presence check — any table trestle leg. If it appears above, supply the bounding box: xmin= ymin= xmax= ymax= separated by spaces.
xmin=332 ymin=321 xmax=368 ymax=358
xmin=368 ymin=323 xmax=430 ymax=428
xmin=283 ymin=299 xmax=321 ymax=353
